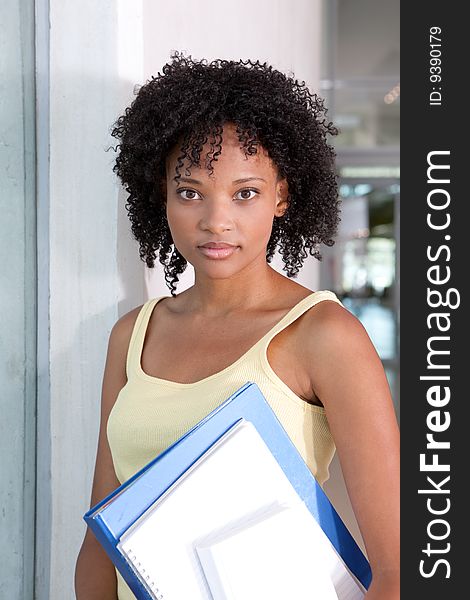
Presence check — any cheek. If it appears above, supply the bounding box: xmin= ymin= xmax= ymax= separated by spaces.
xmin=247 ymin=205 xmax=276 ymax=239
xmin=166 ymin=204 xmax=193 ymax=238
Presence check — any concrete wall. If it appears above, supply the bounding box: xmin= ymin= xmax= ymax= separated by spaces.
xmin=0 ymin=0 xmax=36 ymax=597
xmin=36 ymin=1 xmax=145 ymax=597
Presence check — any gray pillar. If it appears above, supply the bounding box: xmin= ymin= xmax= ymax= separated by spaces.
xmin=0 ymin=0 xmax=36 ymax=597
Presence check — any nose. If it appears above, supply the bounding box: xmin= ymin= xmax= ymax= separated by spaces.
xmin=198 ymin=198 xmax=234 ymax=234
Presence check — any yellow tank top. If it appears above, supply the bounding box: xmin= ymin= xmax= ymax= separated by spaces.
xmin=107 ymin=289 xmax=343 ymax=600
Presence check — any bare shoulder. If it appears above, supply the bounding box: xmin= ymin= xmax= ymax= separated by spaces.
xmin=300 ymin=297 xmax=369 ymax=348
xmin=109 ymin=303 xmax=145 ymax=346
xmin=298 ymin=297 xmax=385 ymax=405
xmin=100 ymin=304 xmax=146 ymax=409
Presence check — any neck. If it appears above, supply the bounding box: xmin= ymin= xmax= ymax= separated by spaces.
xmin=186 ymin=263 xmax=283 ymax=317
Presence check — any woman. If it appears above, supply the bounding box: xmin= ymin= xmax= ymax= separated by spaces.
xmin=75 ymin=53 xmax=400 ymax=599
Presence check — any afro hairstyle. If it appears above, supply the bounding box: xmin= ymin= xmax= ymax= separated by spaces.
xmin=110 ymin=51 xmax=341 ymax=295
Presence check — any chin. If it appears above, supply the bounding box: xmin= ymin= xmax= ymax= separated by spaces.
xmin=195 ymin=264 xmax=244 ymax=280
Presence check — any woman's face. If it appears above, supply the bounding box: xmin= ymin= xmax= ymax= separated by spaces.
xmin=165 ymin=122 xmax=288 ymax=281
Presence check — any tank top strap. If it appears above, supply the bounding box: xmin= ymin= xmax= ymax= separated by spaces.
xmin=256 ymin=290 xmax=344 ymax=350
xmin=126 ymin=290 xmax=343 ymax=378
xmin=126 ymin=296 xmax=168 ymax=378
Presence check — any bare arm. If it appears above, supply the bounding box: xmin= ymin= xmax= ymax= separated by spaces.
xmin=75 ymin=307 xmax=142 ymax=599
xmin=302 ymin=301 xmax=400 ymax=599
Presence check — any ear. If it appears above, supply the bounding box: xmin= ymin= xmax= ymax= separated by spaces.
xmin=274 ymin=177 xmax=289 ymax=217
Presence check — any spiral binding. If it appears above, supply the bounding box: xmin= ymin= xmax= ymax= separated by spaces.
xmin=126 ymin=548 xmax=165 ymax=599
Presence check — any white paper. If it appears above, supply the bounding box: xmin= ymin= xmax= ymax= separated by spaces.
xmin=195 ymin=501 xmax=339 ymax=599
xmin=118 ymin=420 xmax=365 ymax=600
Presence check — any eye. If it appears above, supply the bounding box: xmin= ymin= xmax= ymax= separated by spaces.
xmin=235 ymin=188 xmax=259 ymax=201
xmin=176 ymin=188 xmax=201 ymax=201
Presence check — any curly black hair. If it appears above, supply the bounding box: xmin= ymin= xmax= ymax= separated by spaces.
xmin=110 ymin=51 xmax=340 ymax=295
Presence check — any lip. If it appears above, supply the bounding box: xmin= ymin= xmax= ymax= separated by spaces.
xmin=197 ymin=242 xmax=240 ymax=260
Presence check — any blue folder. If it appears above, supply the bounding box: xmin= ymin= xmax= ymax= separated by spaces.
xmin=84 ymin=382 xmax=372 ymax=598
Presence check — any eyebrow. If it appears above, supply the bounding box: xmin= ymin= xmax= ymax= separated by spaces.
xmin=173 ymin=176 xmax=267 ymax=185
